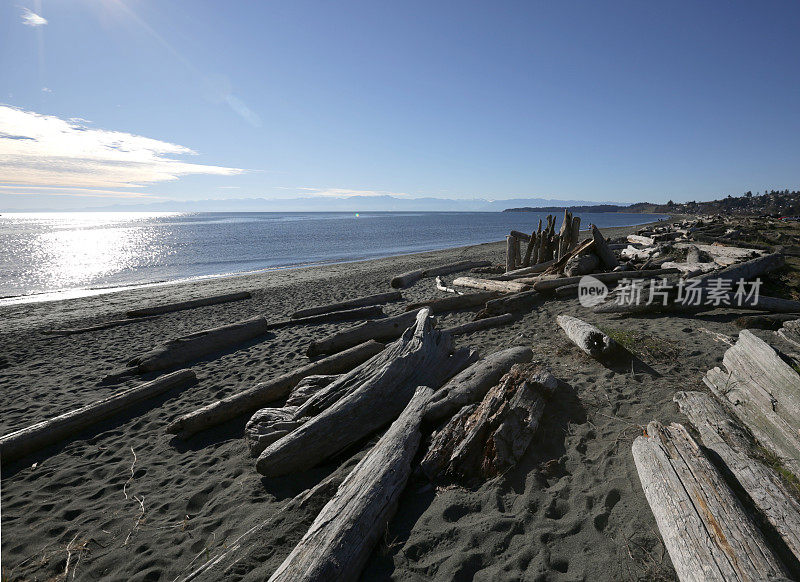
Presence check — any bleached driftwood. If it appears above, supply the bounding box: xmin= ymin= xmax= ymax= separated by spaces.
xmin=776 ymin=318 xmax=800 ymax=350
xmin=541 ymin=238 xmax=595 ymax=275
xmin=425 ymin=346 xmax=533 ymax=422
xmin=1 ymin=369 xmax=196 ymax=464
xmin=506 ymin=236 xmax=516 ymax=272
xmin=674 ymin=391 xmax=800 ymax=564
xmin=632 ymin=421 xmax=789 ymax=582
xmin=420 ymin=364 xmax=557 ymax=481
xmin=660 ymin=261 xmax=718 ymax=275
xmin=442 ymin=313 xmax=514 ymax=336
xmin=126 ymin=291 xmax=251 ymax=318
xmin=43 ymin=316 xmax=154 ymax=336
xmin=591 ymin=225 xmax=619 ymax=269
xmin=404 ymin=291 xmax=498 ymax=314
xmin=695 ymin=252 xmax=785 ymax=285
xmin=435 ymin=276 xmax=462 ymax=294
xmin=451 ymin=277 xmax=530 ymax=294
xmin=291 ymin=291 xmax=402 ymax=319
xmin=620 ymin=245 xmax=655 ymax=261
xmin=704 ymin=330 xmax=800 ymax=476
xmin=285 ymin=375 xmax=340 ymax=407
xmin=256 ymin=309 xmax=475 ymax=477
xmin=267 ymin=387 xmax=432 ymax=582
xmin=674 ymin=243 xmax=766 ymax=261
xmin=556 ymin=315 xmax=620 ymax=360
xmin=627 ymin=234 xmax=655 ymax=246
xmin=269 ymin=305 xmax=384 ymax=328
xmin=528 ymin=268 xmax=679 ymax=293
xmin=165 ymin=341 xmax=384 ymax=439
xmin=563 ymin=253 xmax=600 ymax=277
xmin=479 ymin=290 xmax=540 ymax=317
xmin=306 ymin=311 xmax=420 ymax=357
xmin=390 ymin=260 xmax=491 ymax=289
xmin=496 ymin=259 xmax=557 ymax=280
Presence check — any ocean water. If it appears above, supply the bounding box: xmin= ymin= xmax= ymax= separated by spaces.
xmin=0 ymin=211 xmax=667 ymax=303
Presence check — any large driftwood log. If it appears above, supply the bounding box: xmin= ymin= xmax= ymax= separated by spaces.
xmin=674 ymin=243 xmax=766 ymax=261
xmin=442 ymin=313 xmax=514 ymax=336
xmin=420 ymin=364 xmax=557 ymax=481
xmin=734 ymin=314 xmax=800 ymax=330
xmin=43 ymin=316 xmax=154 ymax=336
xmin=165 ymin=341 xmax=384 ymax=439
xmin=695 ymin=252 xmax=785 ymax=286
xmin=269 ymin=305 xmax=384 ymax=329
xmin=776 ymin=318 xmax=800 ymax=349
xmin=591 ymin=225 xmax=619 ymax=269
xmin=285 ymin=375 xmax=340 ymax=407
xmin=526 ymin=267 xmax=679 ymax=293
xmin=478 ymin=290 xmax=541 ymax=318
xmin=390 ymin=260 xmax=491 ymax=289
xmin=505 ymin=236 xmax=516 ymax=272
xmin=632 ymin=421 xmax=789 ymax=582
xmin=404 ymin=291 xmax=498 ymax=313
xmin=306 ymin=311 xmax=420 ymax=357
xmin=674 ymin=391 xmax=800 ymax=566
xmin=256 ymin=310 xmax=474 ymax=477
xmin=563 ymin=253 xmax=600 ymax=277
xmin=425 ymin=346 xmax=533 ymax=422
xmin=451 ymin=277 xmax=530 ymax=293
xmin=291 ymin=291 xmax=402 ymax=319
xmin=497 ymin=259 xmax=557 ymax=280
xmin=541 ymin=238 xmax=595 ymax=276
xmin=704 ymin=330 xmax=800 ymax=476
xmin=556 ymin=315 xmax=620 ymax=360
xmin=627 ymin=234 xmax=655 ymax=246
xmin=267 ymin=387 xmax=432 ymax=582
xmin=126 ymin=291 xmax=251 ymax=318
xmin=1 ymin=369 xmax=196 ymax=464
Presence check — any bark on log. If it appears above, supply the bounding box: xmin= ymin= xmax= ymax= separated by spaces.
xmin=425 ymin=346 xmax=533 ymax=422
xmin=451 ymin=277 xmax=530 ymax=293
xmin=43 ymin=316 xmax=154 ymax=336
xmin=126 ymin=292 xmax=251 ymax=318
xmin=1 ymin=369 xmax=196 ymax=464
xmin=563 ymin=253 xmax=600 ymax=277
xmin=478 ymin=290 xmax=541 ymax=317
xmin=390 ymin=260 xmax=492 ymax=289
xmin=674 ymin=391 xmax=800 ymax=566
xmin=420 ymin=364 xmax=557 ymax=481
xmin=497 ymin=259 xmax=557 ymax=280
xmin=306 ymin=311 xmax=420 ymax=357
xmin=703 ymin=330 xmax=800 ymax=476
xmin=556 ymin=315 xmax=620 ymax=360
xmin=256 ymin=309 xmax=474 ymax=477
xmin=267 ymin=387 xmax=432 ymax=582
xmin=405 ymin=291 xmax=499 ymax=313
xmin=442 ymin=313 xmax=514 ymax=336
xmin=291 ymin=291 xmax=402 ymax=319
xmin=592 ymin=225 xmax=619 ymax=269
xmin=627 ymin=234 xmax=655 ymax=246
xmin=165 ymin=341 xmax=385 ymax=439
xmin=632 ymin=421 xmax=790 ymax=582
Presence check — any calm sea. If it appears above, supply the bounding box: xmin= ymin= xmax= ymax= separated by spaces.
xmin=0 ymin=211 xmax=667 ymax=303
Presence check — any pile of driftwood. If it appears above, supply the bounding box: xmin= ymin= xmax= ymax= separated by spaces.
xmin=504 ymin=209 xmax=581 ymax=272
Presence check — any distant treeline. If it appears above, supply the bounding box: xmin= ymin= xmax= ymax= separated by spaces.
xmin=503 ymin=204 xmax=631 ymax=213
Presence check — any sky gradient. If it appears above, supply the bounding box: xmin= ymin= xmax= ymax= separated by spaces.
xmin=1 ymin=1 xmax=799 ymax=210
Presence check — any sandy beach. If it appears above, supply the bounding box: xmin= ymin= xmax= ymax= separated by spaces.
xmin=2 ymin=220 xmax=771 ymax=581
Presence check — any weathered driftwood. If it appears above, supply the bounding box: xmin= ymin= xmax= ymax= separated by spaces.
xmin=126 ymin=291 xmax=251 ymax=318
xmin=620 ymin=245 xmax=655 ymax=261
xmin=627 ymin=234 xmax=655 ymax=246
xmin=478 ymin=290 xmax=541 ymax=318
xmin=591 ymin=225 xmax=619 ymax=269
xmin=126 ymin=316 xmax=271 ymax=374
xmin=442 ymin=313 xmax=514 ymax=336
xmin=267 ymin=387 xmax=432 ymax=582
xmin=306 ymin=311 xmax=420 ymax=357
xmin=269 ymin=305 xmax=384 ymax=329
xmin=527 ymin=267 xmax=679 ymax=293
xmin=776 ymin=318 xmax=800 ymax=350
xmin=435 ymin=276 xmax=462 ymax=294
xmin=451 ymin=277 xmax=530 ymax=294
xmin=632 ymin=421 xmax=789 ymax=582
xmin=660 ymin=261 xmax=718 ymax=275
xmin=556 ymin=315 xmax=620 ymax=360
xmin=256 ymin=310 xmax=475 ymax=477
xmin=390 ymin=260 xmax=491 ymax=289
xmin=704 ymin=330 xmax=800 ymax=476
xmin=425 ymin=346 xmax=533 ymax=422
xmin=165 ymin=341 xmax=384 ymax=439
xmin=1 ymin=369 xmax=196 ymax=464
xmin=43 ymin=316 xmax=154 ymax=336
xmin=674 ymin=242 xmax=765 ymax=261
xmin=497 ymin=259 xmax=557 ymax=280
xmin=674 ymin=391 xmax=800 ymax=565
xmin=695 ymin=252 xmax=785 ymax=285
xmin=291 ymin=291 xmax=402 ymax=319
xmin=734 ymin=313 xmax=800 ymax=330
xmin=541 ymin=238 xmax=595 ymax=276
xmin=285 ymin=375 xmax=340 ymax=407
xmin=563 ymin=253 xmax=600 ymax=277
xmin=596 ymin=289 xmax=800 ymax=316
xmin=420 ymin=364 xmax=557 ymax=481
xmin=505 ymin=236 xmax=516 ymax=272
xmin=405 ymin=291 xmax=498 ymax=314
xmin=553 ymin=283 xmax=580 ymax=298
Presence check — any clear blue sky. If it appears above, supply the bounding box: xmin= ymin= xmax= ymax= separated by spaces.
xmin=1 ymin=0 xmax=799 ymax=210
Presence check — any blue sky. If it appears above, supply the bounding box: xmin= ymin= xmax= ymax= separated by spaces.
xmin=1 ymin=1 xmax=798 ymax=210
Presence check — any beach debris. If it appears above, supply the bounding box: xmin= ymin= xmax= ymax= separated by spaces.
xmin=43 ymin=316 xmax=155 ymax=336
xmin=476 ymin=289 xmax=541 ymax=319
xmin=505 ymin=210 xmax=583 ymax=272
xmin=1 ymin=369 xmax=196 ymax=464
xmin=267 ymin=387 xmax=432 ymax=582
xmin=441 ymin=312 xmax=514 ymax=336
xmin=290 ymin=291 xmax=402 ymax=319
xmin=306 ymin=310 xmax=420 ymax=357
xmin=390 ymin=259 xmax=491 ymax=289
xmin=165 ymin=340 xmax=384 ymax=439
xmin=451 ymin=276 xmax=531 ymax=293
xmin=777 ymin=318 xmax=800 ymax=349
xmin=733 ymin=313 xmax=800 ymax=330
xmin=256 ymin=309 xmax=476 ymax=477
xmin=526 ymin=267 xmax=679 ymax=293
xmin=632 ymin=421 xmax=790 ymax=582
xmin=556 ymin=315 xmax=621 ymax=361
xmin=497 ymin=258 xmax=557 ymax=280
xmin=591 ymin=224 xmax=619 ymax=269
xmin=674 ymin=391 xmax=800 ymax=565
xmin=404 ymin=291 xmax=499 ymax=314
xmin=126 ymin=291 xmax=252 ymax=318
xmin=626 ymin=234 xmax=655 ymax=246
xmin=563 ymin=252 xmax=600 ymax=277
xmin=420 ymin=363 xmax=557 ymax=481
xmin=424 ymin=346 xmax=533 ymax=422
xmin=703 ymin=330 xmax=800 ymax=477
xmin=435 ymin=276 xmax=462 ymax=294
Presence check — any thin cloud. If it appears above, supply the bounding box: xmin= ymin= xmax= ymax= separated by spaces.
xmin=0 ymin=185 xmax=165 ymax=199
xmin=0 ymin=105 xmax=244 ymax=189
xmin=41 ymin=87 xmax=52 ymax=93
xmin=20 ymin=7 xmax=47 ymax=27
xmin=287 ymin=187 xmax=414 ymax=198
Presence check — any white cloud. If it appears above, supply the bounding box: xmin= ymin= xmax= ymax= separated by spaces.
xmin=41 ymin=87 xmax=52 ymax=93
xmin=21 ymin=8 xmax=47 ymax=27
xmin=0 ymin=105 xmax=244 ymax=189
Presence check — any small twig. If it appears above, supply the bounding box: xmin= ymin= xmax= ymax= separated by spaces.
xmin=123 ymin=447 xmax=137 ymax=501
xmin=124 ymin=495 xmax=146 ymax=546
xmin=63 ymin=533 xmax=79 ymax=580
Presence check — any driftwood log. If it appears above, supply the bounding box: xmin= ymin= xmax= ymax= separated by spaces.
xmin=556 ymin=315 xmax=620 ymax=360
xmin=306 ymin=311 xmax=420 ymax=357
xmin=43 ymin=316 xmax=154 ymax=336
xmin=632 ymin=421 xmax=789 ymax=582
xmin=627 ymin=234 xmax=655 ymax=246
xmin=527 ymin=267 xmax=679 ymax=293
xmin=591 ymin=225 xmax=619 ymax=269
xmin=776 ymin=318 xmax=800 ymax=349
xmin=267 ymin=387 xmax=432 ymax=582
xmin=291 ymin=291 xmax=402 ymax=319
xmin=126 ymin=291 xmax=251 ymax=318
xmin=425 ymin=346 xmax=533 ymax=422
xmin=563 ymin=253 xmax=600 ymax=277
xmin=478 ymin=290 xmax=541 ymax=318
xmin=734 ymin=313 xmax=800 ymax=330
xmin=390 ymin=260 xmax=491 ymax=289
xmin=506 ymin=236 xmax=516 ymax=272
xmin=165 ymin=341 xmax=384 ymax=439
xmin=695 ymin=252 xmax=785 ymax=285
xmin=497 ymin=259 xmax=557 ymax=280
xmin=256 ymin=309 xmax=475 ymax=477
xmin=674 ymin=391 xmax=800 ymax=566
xmin=442 ymin=313 xmax=514 ymax=336
xmin=451 ymin=277 xmax=530 ymax=293
xmin=404 ymin=291 xmax=498 ymax=314
xmin=420 ymin=364 xmax=557 ymax=482
xmin=541 ymin=238 xmax=594 ymax=276
xmin=269 ymin=305 xmax=384 ymax=329
xmin=1 ymin=369 xmax=196 ymax=464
